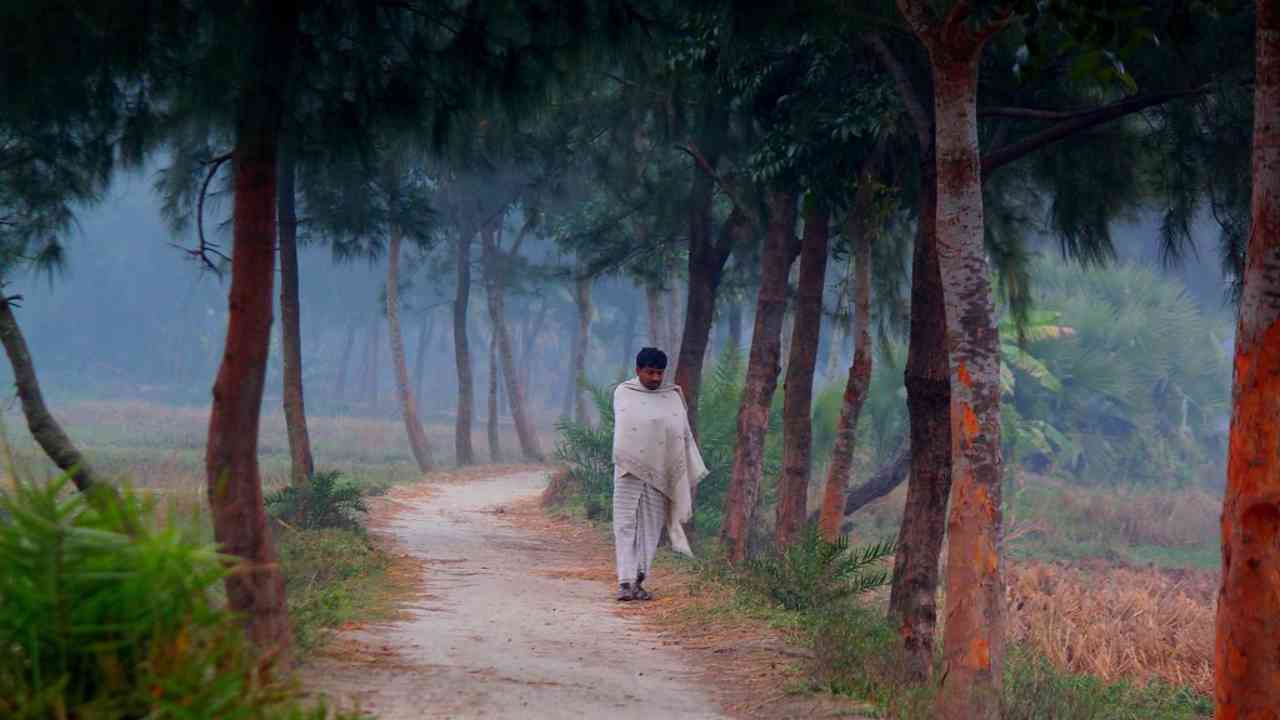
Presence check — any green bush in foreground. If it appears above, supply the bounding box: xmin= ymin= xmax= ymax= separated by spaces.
xmin=0 ymin=475 xmax=360 ymax=719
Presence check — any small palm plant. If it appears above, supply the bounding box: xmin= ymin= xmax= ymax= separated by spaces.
xmin=741 ymin=523 xmax=895 ymax=611
xmin=265 ymin=470 xmax=368 ymax=531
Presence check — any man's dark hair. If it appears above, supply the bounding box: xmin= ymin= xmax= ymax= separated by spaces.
xmin=635 ymin=347 xmax=668 ymax=370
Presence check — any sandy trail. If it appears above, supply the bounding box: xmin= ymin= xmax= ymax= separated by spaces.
xmin=304 ymin=470 xmax=725 ymax=719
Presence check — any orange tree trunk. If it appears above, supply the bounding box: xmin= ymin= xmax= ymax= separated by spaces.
xmin=1216 ymin=2 xmax=1280 ymax=716
xmin=720 ymin=189 xmax=800 ymax=562
xmin=776 ymin=200 xmax=830 ymax=547
xmin=481 ymin=225 xmax=543 ymax=461
xmin=277 ymin=141 xmax=314 ymax=487
xmin=453 ymin=231 xmax=476 ymax=465
xmin=387 ymin=224 xmax=435 ymax=473
xmin=818 ymin=189 xmax=876 ymax=541
xmin=921 ymin=26 xmax=1008 ymax=720
xmin=205 ymin=0 xmax=299 ymax=668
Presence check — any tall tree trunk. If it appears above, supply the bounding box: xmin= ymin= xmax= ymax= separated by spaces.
xmin=488 ymin=332 xmax=502 ymax=462
xmin=895 ymin=8 xmax=1008 ymax=713
xmin=481 ymin=225 xmax=544 ymax=461
xmin=646 ymin=285 xmax=665 ymax=348
xmin=776 ymin=201 xmax=830 ymax=547
xmin=819 ymin=193 xmax=875 ymax=541
xmin=387 ymin=224 xmax=434 ymax=473
xmin=572 ymin=274 xmax=593 ymax=423
xmin=719 ymin=190 xmax=800 ymax=562
xmin=206 ymin=0 xmax=299 ymax=666
xmin=889 ymin=159 xmax=954 ymax=686
xmin=453 ymin=232 xmax=476 ymax=465
xmin=277 ymin=141 xmax=314 ymax=487
xmin=561 ymin=311 xmax=578 ymax=419
xmin=666 ymin=281 xmax=683 ymax=375
xmin=334 ymin=320 xmax=356 ymax=404
xmin=676 ymin=207 xmax=747 ymax=433
xmin=369 ymin=320 xmax=382 ymax=414
xmin=0 ymin=296 xmax=112 ymax=504
xmin=1216 ymin=3 xmax=1280 ymax=716
xmin=413 ymin=310 xmax=433 ymax=416
xmin=727 ymin=302 xmax=743 ymax=351
xmin=619 ymin=300 xmax=639 ymax=371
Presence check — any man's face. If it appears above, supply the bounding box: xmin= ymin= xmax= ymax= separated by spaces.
xmin=637 ymin=366 xmax=664 ymax=390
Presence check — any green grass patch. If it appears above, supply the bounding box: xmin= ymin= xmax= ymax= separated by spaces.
xmin=278 ymin=528 xmax=394 ymax=655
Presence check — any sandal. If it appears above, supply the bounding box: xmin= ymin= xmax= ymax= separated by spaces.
xmin=617 ymin=583 xmax=636 ymax=602
xmin=634 ymin=573 xmax=653 ymax=601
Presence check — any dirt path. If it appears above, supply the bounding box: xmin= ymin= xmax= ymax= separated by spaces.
xmin=304 ymin=469 xmax=726 ymax=719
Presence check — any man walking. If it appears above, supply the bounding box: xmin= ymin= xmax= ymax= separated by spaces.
xmin=611 ymin=347 xmax=708 ymax=601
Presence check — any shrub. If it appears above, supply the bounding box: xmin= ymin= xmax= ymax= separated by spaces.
xmin=266 ymin=470 xmax=368 ymax=531
xmin=0 ymin=474 xmax=359 ymax=719
xmin=740 ymin=524 xmax=894 ymax=612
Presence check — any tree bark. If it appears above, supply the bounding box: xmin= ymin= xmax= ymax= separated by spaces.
xmin=893 ymin=6 xmax=1009 ymax=713
xmin=843 ymin=439 xmax=911 ymax=520
xmin=277 ymin=141 xmax=314 ymax=487
xmin=453 ymin=231 xmax=476 ymax=465
xmin=819 ymin=178 xmax=878 ymax=541
xmin=646 ymin=285 xmax=665 ymax=349
xmin=666 ymin=281 xmax=683 ymax=375
xmin=776 ymin=200 xmax=830 ymax=547
xmin=481 ymin=224 xmax=544 ymax=461
xmin=572 ymin=274 xmax=593 ymax=423
xmin=206 ymin=0 xmax=299 ymax=667
xmin=727 ymin=302 xmax=743 ymax=351
xmin=413 ymin=310 xmax=433 ymax=416
xmin=1216 ymin=3 xmax=1280 ymax=716
xmin=676 ymin=207 xmax=748 ymax=433
xmin=619 ymin=302 xmax=638 ymax=372
xmin=719 ymin=189 xmax=800 ymax=562
xmin=0 ymin=296 xmax=111 ymax=502
xmin=387 ymin=224 xmax=435 ymax=473
xmin=334 ymin=320 xmax=356 ymax=404
xmin=487 ymin=332 xmax=502 ymax=462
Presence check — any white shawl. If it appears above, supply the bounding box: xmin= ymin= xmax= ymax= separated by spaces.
xmin=612 ymin=377 xmax=709 ymax=557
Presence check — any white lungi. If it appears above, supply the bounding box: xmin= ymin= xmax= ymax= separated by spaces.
xmin=613 ymin=473 xmax=668 ymax=584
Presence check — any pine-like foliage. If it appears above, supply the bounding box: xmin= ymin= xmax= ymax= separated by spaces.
xmin=0 ymin=474 xmax=359 ymax=718
xmin=265 ymin=470 xmax=369 ymax=531
xmin=741 ymin=524 xmax=895 ymax=612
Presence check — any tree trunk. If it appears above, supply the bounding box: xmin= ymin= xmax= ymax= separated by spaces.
xmin=561 ymin=313 xmax=578 ymax=419
xmin=719 ymin=189 xmax=800 ymax=563
xmin=206 ymin=0 xmax=299 ymax=666
xmin=277 ymin=141 xmax=314 ymax=487
xmin=676 ymin=207 xmax=747 ymax=433
xmin=646 ymin=285 xmax=665 ymax=349
xmin=819 ymin=189 xmax=876 ymax=541
xmin=924 ymin=37 xmax=1006 ymax=720
xmin=413 ymin=310 xmax=433 ymax=416
xmin=776 ymin=201 xmax=830 ymax=547
xmin=727 ymin=302 xmax=743 ymax=351
xmin=334 ymin=320 xmax=356 ymax=404
xmin=0 ymin=296 xmax=112 ymax=504
xmin=572 ymin=274 xmax=593 ymax=423
xmin=1216 ymin=3 xmax=1280 ymax=716
xmin=387 ymin=224 xmax=435 ymax=473
xmin=619 ymin=300 xmax=638 ymax=371
xmin=888 ymin=154 xmax=954 ymax=686
xmin=666 ymin=281 xmax=683 ymax=375
xmin=369 ymin=320 xmax=382 ymax=414
xmin=481 ymin=225 xmax=544 ymax=461
xmin=453 ymin=231 xmax=476 ymax=465
xmin=488 ymin=332 xmax=502 ymax=462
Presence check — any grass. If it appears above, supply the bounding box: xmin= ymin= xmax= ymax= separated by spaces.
xmin=278 ymin=528 xmax=396 ymax=654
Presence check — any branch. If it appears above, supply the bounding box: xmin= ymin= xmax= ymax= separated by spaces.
xmin=865 ymin=33 xmax=931 ymax=149
xmin=983 ymin=86 xmax=1211 ymax=175
xmin=979 ymin=107 xmax=1086 ymax=121
xmin=177 ymin=152 xmax=234 ymax=276
xmin=675 ymin=143 xmax=763 ymax=231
